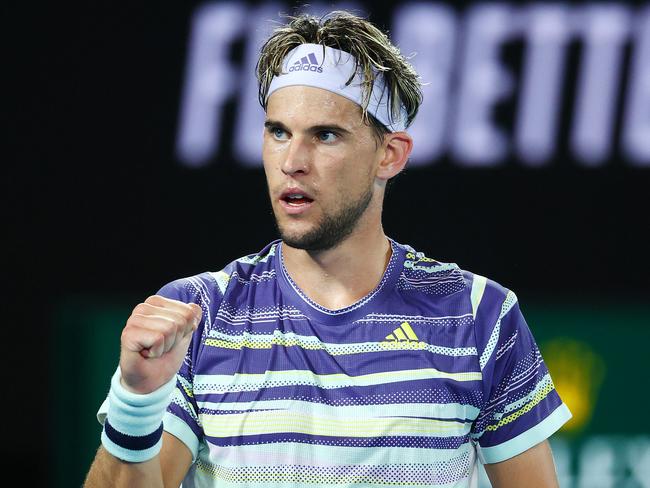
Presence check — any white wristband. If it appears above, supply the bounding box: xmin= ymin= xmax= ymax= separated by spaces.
xmin=101 ymin=368 xmax=177 ymax=463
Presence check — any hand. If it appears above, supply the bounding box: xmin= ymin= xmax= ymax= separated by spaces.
xmin=119 ymin=295 xmax=202 ymax=394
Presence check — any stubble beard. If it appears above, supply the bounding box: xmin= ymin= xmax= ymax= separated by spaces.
xmin=273 ymin=185 xmax=374 ymax=252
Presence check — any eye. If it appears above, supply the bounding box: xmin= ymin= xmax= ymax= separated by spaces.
xmin=267 ymin=126 xmax=288 ymax=140
xmin=317 ymin=131 xmax=338 ymax=143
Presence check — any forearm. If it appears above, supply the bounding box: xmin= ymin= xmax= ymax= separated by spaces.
xmin=84 ymin=446 xmax=164 ymax=488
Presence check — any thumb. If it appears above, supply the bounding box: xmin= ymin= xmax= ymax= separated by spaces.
xmin=189 ymin=303 xmax=203 ymax=330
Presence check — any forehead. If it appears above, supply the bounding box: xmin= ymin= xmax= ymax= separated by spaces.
xmin=266 ymin=85 xmax=364 ymax=129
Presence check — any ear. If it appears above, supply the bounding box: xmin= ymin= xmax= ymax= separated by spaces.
xmin=376 ymin=131 xmax=413 ymax=180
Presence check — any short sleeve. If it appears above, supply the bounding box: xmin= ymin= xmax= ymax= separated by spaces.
xmin=471 ymin=283 xmax=572 ymax=464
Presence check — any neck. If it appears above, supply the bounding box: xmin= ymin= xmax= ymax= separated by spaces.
xmin=281 ymin=224 xmax=392 ymax=311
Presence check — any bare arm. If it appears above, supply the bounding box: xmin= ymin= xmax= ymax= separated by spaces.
xmin=84 ymin=432 xmax=192 ymax=488
xmin=83 ymin=295 xmax=202 ymax=488
xmin=484 ymin=440 xmax=559 ymax=488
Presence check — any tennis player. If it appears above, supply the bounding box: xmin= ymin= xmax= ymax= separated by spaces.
xmin=84 ymin=11 xmax=571 ymax=488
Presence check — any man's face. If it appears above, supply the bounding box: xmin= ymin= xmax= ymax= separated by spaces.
xmin=263 ymin=85 xmax=383 ymax=251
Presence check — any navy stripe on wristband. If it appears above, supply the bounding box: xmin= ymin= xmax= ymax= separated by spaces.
xmin=103 ymin=419 xmax=164 ymax=451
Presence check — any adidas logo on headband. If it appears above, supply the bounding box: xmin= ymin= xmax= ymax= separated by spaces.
xmin=288 ymin=52 xmax=323 ymax=73
xmin=268 ymin=44 xmax=408 ymax=131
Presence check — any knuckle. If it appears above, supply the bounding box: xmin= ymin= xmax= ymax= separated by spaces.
xmin=167 ymin=322 xmax=181 ymax=337
xmin=124 ymin=314 xmax=140 ymax=329
xmin=132 ymin=303 xmax=148 ymax=315
xmin=120 ymin=326 xmax=137 ymax=343
xmin=191 ymin=303 xmax=203 ymax=316
xmin=164 ymin=319 xmax=178 ymax=336
xmin=182 ymin=307 xmax=195 ymax=323
xmin=144 ymin=295 xmax=162 ymax=305
xmin=177 ymin=314 xmax=189 ymax=329
xmin=148 ymin=331 xmax=164 ymax=348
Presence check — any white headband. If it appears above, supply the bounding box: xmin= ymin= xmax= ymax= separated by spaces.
xmin=266 ymin=43 xmax=408 ymax=132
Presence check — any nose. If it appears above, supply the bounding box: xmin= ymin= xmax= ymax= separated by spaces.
xmin=281 ymin=136 xmax=311 ymax=176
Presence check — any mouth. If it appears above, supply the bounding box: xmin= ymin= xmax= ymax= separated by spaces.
xmin=279 ymin=188 xmax=314 ymax=214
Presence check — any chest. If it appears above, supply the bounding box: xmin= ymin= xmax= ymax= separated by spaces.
xmin=194 ymin=307 xmax=482 ymax=426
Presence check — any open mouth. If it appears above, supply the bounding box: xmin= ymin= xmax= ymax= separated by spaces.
xmin=280 ymin=188 xmax=314 ymax=207
xmin=279 ymin=189 xmax=315 ymax=215
xmin=282 ymin=193 xmax=314 ymax=206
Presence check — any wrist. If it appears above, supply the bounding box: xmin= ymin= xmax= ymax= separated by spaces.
xmin=101 ymin=368 xmax=177 ymax=463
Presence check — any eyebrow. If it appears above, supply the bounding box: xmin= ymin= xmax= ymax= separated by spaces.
xmin=264 ymin=119 xmax=352 ymax=136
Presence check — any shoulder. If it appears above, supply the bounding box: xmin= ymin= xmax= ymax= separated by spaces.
xmin=395 ymin=241 xmax=512 ymax=301
xmin=156 ymin=272 xmax=218 ymax=302
xmin=395 ymin=241 xmax=468 ymax=296
xmin=454 ymin=270 xmax=529 ymax=373
xmin=458 ymin=268 xmax=518 ymax=320
xmin=394 ymin=239 xmax=521 ymax=332
xmin=156 ymin=240 xmax=280 ymax=302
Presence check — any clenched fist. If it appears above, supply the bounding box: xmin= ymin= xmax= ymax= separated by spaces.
xmin=119 ymin=295 xmax=202 ymax=395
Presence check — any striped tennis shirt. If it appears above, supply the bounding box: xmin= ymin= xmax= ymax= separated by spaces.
xmin=98 ymin=238 xmax=571 ymax=487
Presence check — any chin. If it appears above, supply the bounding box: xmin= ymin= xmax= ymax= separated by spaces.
xmin=273 ymin=189 xmax=370 ymax=252
xmin=281 ymin=236 xmax=331 ymax=252
xmin=279 ymin=224 xmax=350 ymax=252
xmin=278 ymin=227 xmax=316 ymax=249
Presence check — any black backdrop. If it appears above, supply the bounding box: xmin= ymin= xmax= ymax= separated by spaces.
xmin=6 ymin=0 xmax=650 ymax=483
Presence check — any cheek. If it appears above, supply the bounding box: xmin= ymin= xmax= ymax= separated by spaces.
xmin=262 ymin=149 xmax=280 ymax=190
xmin=262 ymin=140 xmax=285 ymax=172
xmin=329 ymin=166 xmax=368 ymax=201
xmin=342 ymin=148 xmax=377 ymax=184
xmin=267 ymin=141 xmax=288 ymax=155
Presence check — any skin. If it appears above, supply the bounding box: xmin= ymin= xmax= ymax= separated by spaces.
xmin=84 ymin=85 xmax=561 ymax=488
xmin=262 ymin=85 xmax=411 ymax=309
xmin=485 ymin=439 xmax=560 ymax=487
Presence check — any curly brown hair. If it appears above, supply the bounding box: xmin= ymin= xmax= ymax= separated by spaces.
xmin=256 ymin=11 xmax=423 ymax=139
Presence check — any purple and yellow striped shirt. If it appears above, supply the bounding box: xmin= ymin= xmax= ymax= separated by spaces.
xmin=98 ymin=238 xmax=571 ymax=487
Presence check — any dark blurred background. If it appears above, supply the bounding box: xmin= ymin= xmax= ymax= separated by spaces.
xmin=6 ymin=0 xmax=650 ymax=486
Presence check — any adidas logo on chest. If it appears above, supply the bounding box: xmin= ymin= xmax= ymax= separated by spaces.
xmin=382 ymin=322 xmax=420 ymax=344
